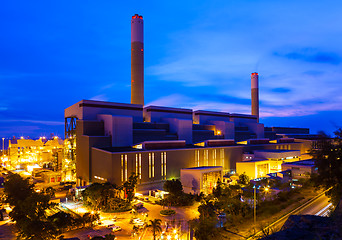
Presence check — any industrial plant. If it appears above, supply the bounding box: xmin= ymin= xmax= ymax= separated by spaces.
xmin=64 ymin=14 xmax=317 ymax=195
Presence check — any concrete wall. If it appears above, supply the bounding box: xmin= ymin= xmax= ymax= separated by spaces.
xmin=66 ymin=100 xmax=143 ymax=122
xmin=164 ymin=118 xmax=193 ymax=144
xmin=98 ymin=114 xmax=133 ymax=147
xmin=76 ymin=120 xmax=111 ymax=185
xmin=211 ymin=120 xmax=235 ymax=139
xmin=229 ymin=114 xmax=257 ymax=126
xmin=244 ymin=122 xmax=265 ymax=139
xmin=144 ymin=106 xmax=193 ymax=122
xmin=193 ymin=110 xmax=230 ymax=124
xmin=181 ymin=170 xmax=202 ymax=194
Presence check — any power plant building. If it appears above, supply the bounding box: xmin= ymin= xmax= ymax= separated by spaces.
xmin=64 ymin=14 xmax=315 ymax=193
xmin=65 ymin=100 xmax=312 ymax=192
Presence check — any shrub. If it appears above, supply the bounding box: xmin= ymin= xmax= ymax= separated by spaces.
xmin=160 ymin=209 xmax=176 ymax=216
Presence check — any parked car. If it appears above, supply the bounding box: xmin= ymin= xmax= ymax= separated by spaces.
xmin=134 ymin=202 xmax=144 ymax=209
xmin=111 ymin=225 xmax=122 ymax=232
xmin=132 ymin=218 xmax=143 ymax=224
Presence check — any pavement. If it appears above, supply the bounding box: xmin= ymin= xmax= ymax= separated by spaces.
xmin=61 ymin=198 xmax=200 ymax=239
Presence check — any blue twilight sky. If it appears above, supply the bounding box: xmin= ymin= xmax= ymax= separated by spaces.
xmin=1 ymin=0 xmax=342 ymax=139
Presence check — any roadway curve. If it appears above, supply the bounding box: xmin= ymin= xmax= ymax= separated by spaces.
xmin=248 ymin=191 xmax=333 ymax=240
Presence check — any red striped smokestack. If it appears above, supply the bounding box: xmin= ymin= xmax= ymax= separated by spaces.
xmin=251 ymin=72 xmax=259 ymax=122
xmin=131 ymin=14 xmax=144 ymax=105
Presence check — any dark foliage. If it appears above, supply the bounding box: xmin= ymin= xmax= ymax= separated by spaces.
xmin=310 ymin=128 xmax=342 ymax=205
xmin=4 ymin=174 xmax=58 ymax=239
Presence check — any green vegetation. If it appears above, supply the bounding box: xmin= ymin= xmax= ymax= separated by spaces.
xmin=82 ymin=182 xmax=131 ymax=212
xmin=123 ymin=172 xmax=138 ymax=203
xmin=158 ymin=179 xmax=195 ymax=206
xmin=160 ymin=209 xmax=176 ymax=216
xmin=4 ymin=174 xmax=59 ymax=239
xmin=239 ymin=172 xmax=249 ymax=185
xmin=194 ymin=199 xmax=219 ymax=240
xmin=311 ymin=129 xmax=342 ymax=205
xmin=82 ymin=173 xmax=138 ymax=212
xmin=147 ymin=219 xmax=162 ymax=240
xmin=4 ymin=174 xmax=99 ymax=239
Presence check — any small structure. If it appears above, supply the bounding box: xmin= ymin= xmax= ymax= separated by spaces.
xmin=236 ymin=159 xmax=270 ymax=179
xmin=181 ymin=166 xmax=223 ymax=195
xmin=282 ymin=159 xmax=316 ymax=179
xmin=237 ymin=149 xmax=302 ymax=180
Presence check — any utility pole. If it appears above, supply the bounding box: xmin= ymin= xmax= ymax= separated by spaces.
xmin=254 ymin=185 xmax=256 ymax=226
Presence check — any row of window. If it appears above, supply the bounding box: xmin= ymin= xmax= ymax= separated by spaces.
xmin=121 ymin=152 xmax=167 ymax=182
xmin=195 ymin=149 xmax=225 ymax=167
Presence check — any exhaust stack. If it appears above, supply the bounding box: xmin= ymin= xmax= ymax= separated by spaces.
xmin=251 ymin=72 xmax=259 ymax=122
xmin=131 ymin=14 xmax=144 ymax=105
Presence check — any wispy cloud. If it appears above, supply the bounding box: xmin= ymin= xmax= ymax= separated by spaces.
xmin=274 ymin=48 xmax=342 ymax=65
xmin=90 ymin=94 xmax=109 ymax=102
xmin=0 ymin=119 xmax=64 ymax=126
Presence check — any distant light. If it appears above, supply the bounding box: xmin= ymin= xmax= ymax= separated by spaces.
xmin=21 ymin=136 xmax=24 ymax=139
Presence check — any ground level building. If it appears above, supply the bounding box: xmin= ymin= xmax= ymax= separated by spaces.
xmin=65 ymin=100 xmax=314 ymax=194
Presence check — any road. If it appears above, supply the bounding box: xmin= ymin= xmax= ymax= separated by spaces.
xmin=248 ymin=192 xmax=333 ymax=240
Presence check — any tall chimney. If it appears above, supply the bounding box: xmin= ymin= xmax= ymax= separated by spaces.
xmin=131 ymin=14 xmax=144 ymax=105
xmin=251 ymin=72 xmax=259 ymax=122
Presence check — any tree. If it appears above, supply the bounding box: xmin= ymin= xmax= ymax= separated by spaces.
xmin=123 ymin=172 xmax=138 ymax=202
xmin=212 ymin=178 xmax=223 ymax=198
xmin=164 ymin=179 xmax=183 ymax=196
xmin=147 ymin=219 xmax=162 ymax=240
xmin=311 ymin=129 xmax=342 ymax=205
xmin=45 ymin=186 xmax=56 ymax=198
xmin=4 ymin=174 xmax=58 ymax=239
xmin=194 ymin=199 xmax=218 ymax=240
xmin=48 ymin=211 xmax=73 ymax=232
xmin=239 ymin=172 xmax=249 ymax=185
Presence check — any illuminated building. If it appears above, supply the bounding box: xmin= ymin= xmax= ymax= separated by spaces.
xmin=6 ymin=137 xmax=64 ymax=173
xmin=181 ymin=166 xmax=223 ymax=194
xmin=64 ymin=14 xmax=316 ymax=193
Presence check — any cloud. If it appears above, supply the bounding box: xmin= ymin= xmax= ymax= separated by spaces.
xmin=0 ymin=119 xmax=64 ymax=126
xmin=90 ymin=94 xmax=109 ymax=102
xmin=274 ymin=48 xmax=341 ymax=65
xmin=270 ymin=88 xmax=291 ymax=93
xmin=146 ymin=94 xmax=192 ymax=108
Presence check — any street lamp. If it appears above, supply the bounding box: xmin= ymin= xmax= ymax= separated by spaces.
xmin=2 ymin=138 xmax=4 ymax=153
xmin=253 ymin=185 xmax=260 ymax=227
xmin=253 ymin=185 xmax=256 ymax=226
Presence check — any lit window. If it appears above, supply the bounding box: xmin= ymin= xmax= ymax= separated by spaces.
xmin=152 ymin=153 xmax=155 ymax=178
xmin=139 ymin=153 xmax=142 ymax=179
xmin=135 ymin=154 xmax=138 ymax=175
xmin=164 ymin=152 xmax=167 ymax=178
xmin=149 ymin=153 xmax=151 ymax=178
xmin=161 ymin=152 xmax=164 ymax=176
xmin=121 ymin=155 xmax=124 ymax=182
xmin=125 ymin=155 xmax=128 ymax=181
